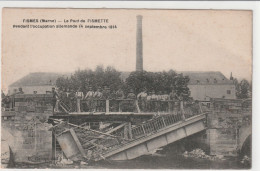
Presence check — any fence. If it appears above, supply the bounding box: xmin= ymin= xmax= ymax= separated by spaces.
xmin=2 ymin=94 xmax=53 ymax=113
xmin=59 ymin=99 xmax=187 ymax=114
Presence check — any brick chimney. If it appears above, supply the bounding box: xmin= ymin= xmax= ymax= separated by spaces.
xmin=136 ymin=15 xmax=143 ymax=72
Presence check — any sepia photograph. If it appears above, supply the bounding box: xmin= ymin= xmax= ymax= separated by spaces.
xmin=1 ymin=8 xmax=252 ymax=169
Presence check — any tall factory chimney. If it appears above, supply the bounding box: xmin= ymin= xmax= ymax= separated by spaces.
xmin=136 ymin=15 xmax=143 ymax=72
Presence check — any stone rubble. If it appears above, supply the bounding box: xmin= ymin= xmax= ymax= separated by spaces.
xmin=241 ymin=155 xmax=251 ymax=165
xmin=183 ymin=148 xmax=225 ymax=161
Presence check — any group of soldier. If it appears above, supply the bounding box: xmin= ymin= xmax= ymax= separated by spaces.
xmin=1 ymin=88 xmax=24 ymax=110
xmin=52 ymin=86 xmax=181 ymax=113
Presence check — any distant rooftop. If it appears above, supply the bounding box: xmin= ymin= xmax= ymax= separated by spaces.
xmin=9 ymin=72 xmax=70 ymax=87
xmin=181 ymin=71 xmax=234 ymax=85
xmin=9 ymin=71 xmax=234 ymax=88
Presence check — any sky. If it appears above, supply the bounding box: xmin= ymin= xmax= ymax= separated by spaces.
xmin=1 ymin=9 xmax=252 ymax=92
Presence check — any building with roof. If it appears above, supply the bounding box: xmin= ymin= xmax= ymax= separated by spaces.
xmin=120 ymin=71 xmax=236 ymax=101
xmin=182 ymin=71 xmax=236 ymax=101
xmin=8 ymin=72 xmax=69 ymax=95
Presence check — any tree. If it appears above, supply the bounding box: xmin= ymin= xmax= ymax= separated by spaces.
xmin=174 ymin=74 xmax=191 ymax=101
xmin=236 ymin=79 xmax=251 ymax=99
xmin=56 ymin=66 xmax=122 ymax=93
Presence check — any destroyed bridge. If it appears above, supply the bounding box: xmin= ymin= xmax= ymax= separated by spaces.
xmin=49 ymin=98 xmax=208 ymax=162
xmin=8 ymin=95 xmax=251 ymax=162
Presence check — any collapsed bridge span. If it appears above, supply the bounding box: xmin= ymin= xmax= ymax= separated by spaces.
xmin=51 ymin=109 xmax=207 ymax=161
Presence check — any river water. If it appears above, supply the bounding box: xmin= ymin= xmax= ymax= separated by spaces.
xmin=16 ymin=142 xmax=250 ymax=169
xmin=94 ymin=144 xmax=251 ymax=169
xmin=13 ymin=133 xmax=251 ymax=169
xmin=95 ymin=153 xmax=250 ymax=169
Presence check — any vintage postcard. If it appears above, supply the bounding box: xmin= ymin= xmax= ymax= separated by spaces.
xmin=1 ymin=8 xmax=252 ymax=169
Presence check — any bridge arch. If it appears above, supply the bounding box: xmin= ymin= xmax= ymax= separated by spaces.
xmin=238 ymin=126 xmax=252 ymax=153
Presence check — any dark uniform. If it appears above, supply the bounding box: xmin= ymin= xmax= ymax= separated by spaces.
xmin=137 ymin=90 xmax=147 ymax=112
xmin=102 ymin=87 xmax=111 ymax=100
xmin=115 ymin=89 xmax=125 ymax=112
xmin=85 ymin=87 xmax=95 ymax=112
xmin=68 ymin=90 xmax=76 ymax=112
xmin=116 ymin=89 xmax=125 ymax=99
xmin=93 ymin=88 xmax=103 ymax=112
xmin=169 ymin=90 xmax=178 ymax=112
xmin=52 ymin=88 xmax=58 ymax=113
xmin=109 ymin=90 xmax=117 ymax=112
xmin=126 ymin=90 xmax=136 ymax=112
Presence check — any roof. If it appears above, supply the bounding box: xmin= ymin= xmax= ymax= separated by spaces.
xmin=120 ymin=71 xmax=234 ymax=85
xmin=181 ymin=71 xmax=234 ymax=85
xmin=9 ymin=72 xmax=70 ymax=87
xmin=9 ymin=71 xmax=233 ymax=88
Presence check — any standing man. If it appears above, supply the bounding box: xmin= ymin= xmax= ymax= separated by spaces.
xmin=161 ymin=91 xmax=170 ymax=112
xmin=85 ymin=86 xmax=94 ymax=112
xmin=52 ymin=87 xmax=59 ymax=113
xmin=169 ymin=89 xmax=177 ymax=112
xmin=68 ymin=89 xmax=76 ymax=112
xmin=116 ymin=87 xmax=125 ymax=112
xmin=18 ymin=87 xmax=24 ymax=94
xmin=109 ymin=89 xmax=117 ymax=112
xmin=151 ymin=90 xmax=158 ymax=112
xmin=127 ymin=89 xmax=136 ymax=112
xmin=75 ymin=87 xmax=84 ymax=112
xmin=102 ymin=86 xmax=111 ymax=100
xmin=93 ymin=87 xmax=103 ymax=112
xmin=137 ymin=88 xmax=147 ymax=112
xmin=76 ymin=88 xmax=84 ymax=100
xmin=116 ymin=87 xmax=125 ymax=99
xmin=146 ymin=91 xmax=152 ymax=112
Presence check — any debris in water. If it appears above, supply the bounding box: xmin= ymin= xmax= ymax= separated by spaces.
xmin=183 ymin=148 xmax=225 ymax=161
xmin=241 ymin=155 xmax=251 ymax=165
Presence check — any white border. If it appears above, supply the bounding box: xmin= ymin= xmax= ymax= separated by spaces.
xmin=0 ymin=1 xmax=259 ymax=171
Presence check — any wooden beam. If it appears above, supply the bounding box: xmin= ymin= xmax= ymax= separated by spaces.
xmin=69 ymin=129 xmax=87 ymax=158
xmin=83 ymin=123 xmax=128 ymax=147
xmin=50 ymin=118 xmax=119 ymax=138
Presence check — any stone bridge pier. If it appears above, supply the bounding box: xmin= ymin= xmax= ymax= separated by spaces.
xmin=206 ymin=111 xmax=252 ymax=157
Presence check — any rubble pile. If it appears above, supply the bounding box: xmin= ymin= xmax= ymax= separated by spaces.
xmin=183 ymin=149 xmax=225 ymax=161
xmin=52 ymin=120 xmax=127 ymax=162
xmin=241 ymin=155 xmax=251 ymax=165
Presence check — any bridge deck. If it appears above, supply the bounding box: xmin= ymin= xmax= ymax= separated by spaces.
xmin=95 ymin=113 xmax=206 ymax=161
xmin=53 ymin=112 xmax=207 ymax=162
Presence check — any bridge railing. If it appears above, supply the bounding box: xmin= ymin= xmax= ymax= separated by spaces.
xmin=60 ymin=99 xmax=185 ymax=114
xmin=130 ymin=112 xmax=185 ymax=139
xmin=80 ymin=99 xmax=137 ymax=113
xmin=113 ymin=108 xmax=197 ymax=140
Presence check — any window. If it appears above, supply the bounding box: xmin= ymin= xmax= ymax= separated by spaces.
xmin=227 ymin=90 xmax=231 ymax=94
